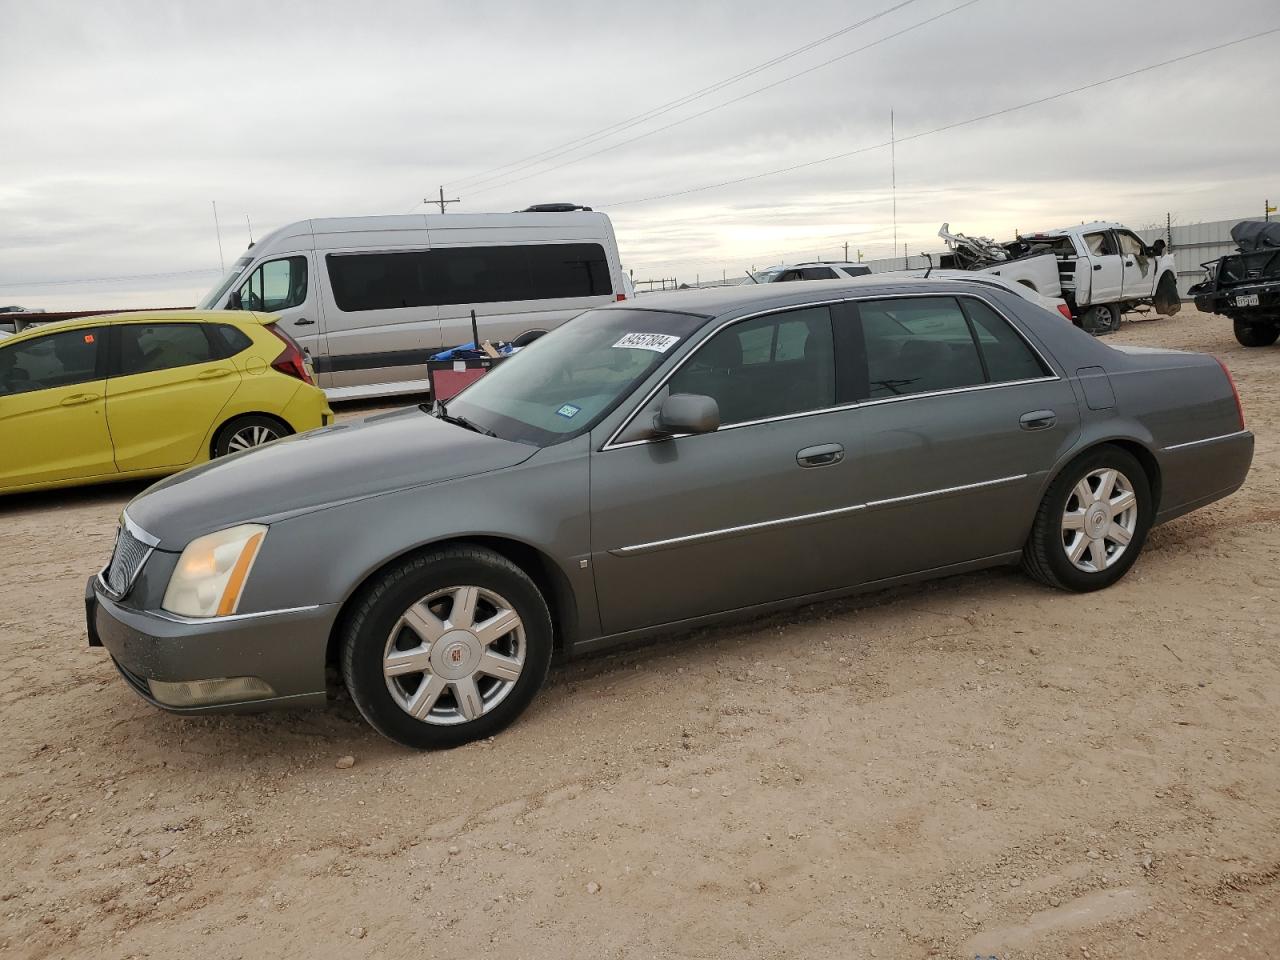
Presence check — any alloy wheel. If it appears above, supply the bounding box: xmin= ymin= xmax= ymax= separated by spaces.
xmin=227 ymin=424 xmax=282 ymax=452
xmin=1061 ymin=468 xmax=1138 ymax=573
xmin=382 ymin=585 xmax=526 ymax=726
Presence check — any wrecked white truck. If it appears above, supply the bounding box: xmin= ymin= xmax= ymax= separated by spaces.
xmin=937 ymin=222 xmax=1181 ymax=334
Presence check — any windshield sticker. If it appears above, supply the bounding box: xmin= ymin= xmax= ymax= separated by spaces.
xmin=613 ymin=332 xmax=680 ymax=353
xmin=556 ymin=403 xmax=582 ymax=419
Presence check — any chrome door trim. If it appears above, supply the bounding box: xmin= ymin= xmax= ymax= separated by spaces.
xmin=1162 ymin=429 xmax=1249 ymax=452
xmin=863 ymin=474 xmax=1026 ymax=509
xmin=601 ymin=291 xmax=1061 ymax=452
xmin=610 ymin=474 xmax=1028 ymax=556
xmin=610 ymin=502 xmax=867 ymax=556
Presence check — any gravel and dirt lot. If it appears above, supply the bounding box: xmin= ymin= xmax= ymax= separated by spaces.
xmin=2 ymin=312 xmax=1277 ymax=960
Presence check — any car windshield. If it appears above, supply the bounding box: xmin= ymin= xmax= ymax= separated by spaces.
xmin=197 ymin=255 xmax=253 ymax=309
xmin=443 ymin=308 xmax=705 ymax=447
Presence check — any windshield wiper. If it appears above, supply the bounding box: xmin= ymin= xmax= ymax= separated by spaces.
xmin=425 ymin=399 xmax=498 ymax=438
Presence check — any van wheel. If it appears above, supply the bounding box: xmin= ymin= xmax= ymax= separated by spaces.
xmin=213 ymin=415 xmax=292 ymax=457
xmin=339 ymin=545 xmax=553 ymax=749
xmin=1234 ymin=319 xmax=1279 ymax=347
xmin=1022 ymin=445 xmax=1153 ymax=592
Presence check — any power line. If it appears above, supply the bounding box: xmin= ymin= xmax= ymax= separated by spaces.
xmin=466 ymin=0 xmax=981 ymax=200
xmin=0 ymin=267 xmax=222 ymax=289
xmin=440 ymin=0 xmax=922 ymax=194
xmin=602 ymin=24 xmax=1280 ymax=209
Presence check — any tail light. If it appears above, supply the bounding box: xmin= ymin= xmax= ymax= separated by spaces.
xmin=616 ymin=293 xmax=627 ymax=301
xmin=1216 ymin=358 xmax=1245 ymax=429
xmin=1056 ymin=304 xmax=1074 ymax=322
xmin=267 ymin=324 xmax=314 ymax=384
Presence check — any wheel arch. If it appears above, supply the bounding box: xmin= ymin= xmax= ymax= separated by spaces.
xmin=1047 ymin=436 xmax=1163 ymax=515
xmin=324 ymin=534 xmax=580 ymax=674
xmin=209 ymin=411 xmax=294 ymax=458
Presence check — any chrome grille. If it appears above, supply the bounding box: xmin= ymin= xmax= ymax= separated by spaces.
xmin=104 ymin=525 xmax=152 ymax=598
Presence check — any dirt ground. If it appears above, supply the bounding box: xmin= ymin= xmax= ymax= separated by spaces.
xmin=2 ymin=310 xmax=1278 ymax=960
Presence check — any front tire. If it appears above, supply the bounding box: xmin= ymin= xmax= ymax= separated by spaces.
xmin=339 ymin=545 xmax=553 ymax=749
xmin=1233 ymin=318 xmax=1279 ymax=347
xmin=1022 ymin=445 xmax=1153 ymax=592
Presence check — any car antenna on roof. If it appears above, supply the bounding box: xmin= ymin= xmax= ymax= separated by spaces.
xmin=923 ymin=252 xmax=934 ymax=279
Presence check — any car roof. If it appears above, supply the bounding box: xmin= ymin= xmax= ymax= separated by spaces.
xmin=0 ymin=310 xmax=271 ymax=347
xmin=626 ymin=276 xmax=1020 ymax=319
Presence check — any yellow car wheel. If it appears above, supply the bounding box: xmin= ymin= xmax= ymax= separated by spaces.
xmin=213 ymin=415 xmax=292 ymax=458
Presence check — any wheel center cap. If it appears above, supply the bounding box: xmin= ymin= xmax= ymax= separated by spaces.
xmin=1086 ymin=504 xmax=1109 ymax=537
xmin=432 ymin=630 xmax=482 ymax=680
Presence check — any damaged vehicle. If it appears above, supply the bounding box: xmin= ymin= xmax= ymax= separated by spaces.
xmin=1188 ymin=220 xmax=1280 ymax=347
xmin=938 ymin=222 xmax=1181 ymax=335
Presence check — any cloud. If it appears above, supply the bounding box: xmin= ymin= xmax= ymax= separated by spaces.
xmin=2 ymin=0 xmax=1276 ymax=307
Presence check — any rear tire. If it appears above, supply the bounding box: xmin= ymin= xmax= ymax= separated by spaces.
xmin=339 ymin=545 xmax=553 ymax=749
xmin=1022 ymin=445 xmax=1153 ymax=592
xmin=1083 ymin=303 xmax=1120 ymax=336
xmin=1233 ymin=319 xmax=1279 ymax=347
xmin=212 ymin=414 xmax=292 ymax=457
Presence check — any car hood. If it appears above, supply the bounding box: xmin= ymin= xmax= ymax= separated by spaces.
xmin=126 ymin=407 xmax=538 ymax=549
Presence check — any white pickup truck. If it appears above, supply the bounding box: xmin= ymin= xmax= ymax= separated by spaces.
xmin=937 ymin=222 xmax=1181 ymax=334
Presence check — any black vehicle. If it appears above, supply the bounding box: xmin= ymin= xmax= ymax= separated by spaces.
xmin=1189 ymin=220 xmax=1280 ymax=347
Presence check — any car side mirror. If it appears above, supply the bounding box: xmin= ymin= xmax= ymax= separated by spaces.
xmin=1149 ymin=239 xmax=1166 ymax=256
xmin=227 ymin=290 xmax=242 ymax=310
xmin=653 ymin=393 xmax=719 ymax=436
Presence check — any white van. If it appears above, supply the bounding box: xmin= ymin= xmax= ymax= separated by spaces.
xmin=197 ymin=206 xmax=629 ymax=400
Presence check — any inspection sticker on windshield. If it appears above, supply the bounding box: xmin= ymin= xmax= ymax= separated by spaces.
xmin=556 ymin=403 xmax=581 ymax=419
xmin=613 ymin=332 xmax=680 ymax=353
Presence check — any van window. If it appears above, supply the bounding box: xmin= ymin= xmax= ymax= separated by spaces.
xmin=431 ymin=243 xmax=611 ymax=305
xmin=236 ymin=256 xmax=307 ymax=312
xmin=327 ymin=252 xmax=430 ymax=312
xmin=327 ymin=244 xmax=613 ymax=312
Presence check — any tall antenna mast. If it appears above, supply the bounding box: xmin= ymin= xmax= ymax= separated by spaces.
xmin=890 ymin=109 xmax=898 ymax=266
xmin=212 ymin=201 xmax=225 ymax=272
xmin=245 ymin=214 xmax=255 ymax=244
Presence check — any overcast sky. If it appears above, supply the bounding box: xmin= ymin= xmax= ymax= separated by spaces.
xmin=2 ymin=0 xmax=1278 ymax=309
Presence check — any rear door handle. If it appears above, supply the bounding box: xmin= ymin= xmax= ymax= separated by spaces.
xmin=1020 ymin=410 xmax=1056 ymax=431
xmin=60 ymin=393 xmax=99 ymax=407
xmin=797 ymin=443 xmax=844 ymax=467
xmin=293 ymin=318 xmax=315 ymax=326
xmin=1092 ymin=263 xmax=1103 ymax=271
xmin=198 ymin=367 xmax=234 ymax=380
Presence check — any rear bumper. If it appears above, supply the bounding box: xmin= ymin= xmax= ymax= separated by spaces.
xmin=282 ymin=384 xmax=334 ymax=433
xmin=86 ymin=576 xmax=336 ymax=714
xmin=1156 ymin=430 xmax=1254 ymax=525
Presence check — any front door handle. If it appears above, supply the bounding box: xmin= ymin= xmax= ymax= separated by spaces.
xmin=1020 ymin=410 xmax=1056 ymax=431
xmin=797 ymin=443 xmax=844 ymax=467
xmin=293 ymin=318 xmax=315 ymax=326
xmin=60 ymin=393 xmax=99 ymax=407
xmin=1124 ymin=259 xmax=1134 ymax=267
xmin=198 ymin=367 xmax=233 ymax=380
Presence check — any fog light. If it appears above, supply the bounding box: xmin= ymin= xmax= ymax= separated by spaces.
xmin=147 ymin=676 xmax=275 ymax=707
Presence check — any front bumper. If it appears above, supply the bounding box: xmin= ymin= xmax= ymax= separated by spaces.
xmin=86 ymin=576 xmax=338 ymax=714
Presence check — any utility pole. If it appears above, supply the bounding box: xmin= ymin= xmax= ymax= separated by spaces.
xmin=1266 ymin=199 xmax=1276 ymax=222
xmin=843 ymin=241 xmax=849 ymax=261
xmin=1166 ymin=211 xmax=1172 ymax=249
xmin=890 ymin=109 xmax=898 ymax=268
xmin=428 ymin=186 xmax=460 ymax=214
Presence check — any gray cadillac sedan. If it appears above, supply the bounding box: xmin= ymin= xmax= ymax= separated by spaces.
xmin=88 ymin=278 xmax=1253 ymax=748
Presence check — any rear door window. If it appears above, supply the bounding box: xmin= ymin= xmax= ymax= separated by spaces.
xmin=856 ymin=298 xmax=986 ymax=399
xmin=0 ymin=328 xmax=103 ymax=395
xmin=798 ymin=267 xmax=838 ymax=280
xmin=960 ymin=298 xmax=1050 ymax=383
xmin=114 ymin=323 xmax=218 ymax=376
xmin=1084 ymin=232 xmax=1118 ymax=257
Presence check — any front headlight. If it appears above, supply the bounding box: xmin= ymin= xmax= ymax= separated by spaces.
xmin=162 ymin=524 xmax=267 ymax=618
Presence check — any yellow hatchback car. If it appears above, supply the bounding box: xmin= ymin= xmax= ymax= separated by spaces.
xmin=0 ymin=310 xmax=333 ymax=495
